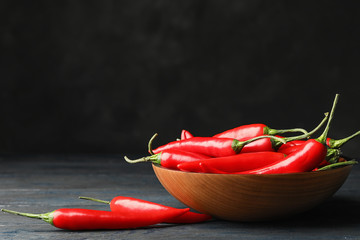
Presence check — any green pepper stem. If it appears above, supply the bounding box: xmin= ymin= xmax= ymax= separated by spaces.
xmin=148 ymin=133 xmax=158 ymax=155
xmin=124 ymin=153 xmax=161 ymax=164
xmin=328 ymin=130 xmax=360 ymax=148
xmin=267 ymin=127 xmax=308 ymax=136
xmin=281 ymin=112 xmax=329 ymax=143
xmin=1 ymin=208 xmax=54 ymax=225
xmin=316 ymin=160 xmax=358 ymax=171
xmin=316 ymin=94 xmax=340 ymax=144
xmin=233 ymin=135 xmax=286 ymax=153
xmin=78 ymin=196 xmax=110 ymax=205
xmin=326 ymin=148 xmax=341 ymax=161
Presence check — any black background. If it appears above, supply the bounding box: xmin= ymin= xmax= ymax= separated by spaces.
xmin=1 ymin=1 xmax=359 ymax=157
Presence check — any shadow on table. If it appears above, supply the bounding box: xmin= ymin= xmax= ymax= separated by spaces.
xmin=289 ymin=196 xmax=360 ymax=226
xmin=223 ymin=196 xmax=360 ymax=228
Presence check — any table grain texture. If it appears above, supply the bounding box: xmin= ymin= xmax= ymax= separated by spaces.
xmin=1 ymin=154 xmax=359 ymax=240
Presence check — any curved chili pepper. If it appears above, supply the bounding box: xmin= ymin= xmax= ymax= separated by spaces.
xmin=213 ymin=123 xmax=308 ymax=141
xmin=124 ymin=149 xmax=211 ymax=170
xmin=176 ymin=152 xmax=286 ymax=173
xmin=79 ymin=196 xmax=212 ymax=224
xmin=181 ymin=130 xmax=194 ymax=140
xmin=1 ymin=207 xmax=189 ymax=230
xmin=275 ymin=145 xmax=341 ymax=168
xmin=234 ymin=94 xmax=339 ymax=174
xmin=151 ymin=135 xmax=286 ymax=157
xmin=238 ymin=139 xmax=327 ymax=174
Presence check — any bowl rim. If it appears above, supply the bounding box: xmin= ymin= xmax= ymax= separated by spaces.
xmin=152 ymin=163 xmax=353 ymax=177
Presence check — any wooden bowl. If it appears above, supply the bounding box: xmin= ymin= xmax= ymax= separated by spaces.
xmin=152 ymin=164 xmax=352 ymax=222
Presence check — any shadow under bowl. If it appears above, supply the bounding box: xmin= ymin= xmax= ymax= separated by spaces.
xmin=153 ymin=164 xmax=352 ymax=222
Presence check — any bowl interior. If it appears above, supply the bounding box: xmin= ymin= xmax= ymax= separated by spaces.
xmin=153 ymin=164 xmax=352 ymax=221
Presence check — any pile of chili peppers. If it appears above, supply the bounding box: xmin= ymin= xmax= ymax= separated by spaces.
xmin=2 ymin=94 xmax=358 ymax=231
xmin=125 ymin=94 xmax=358 ymax=174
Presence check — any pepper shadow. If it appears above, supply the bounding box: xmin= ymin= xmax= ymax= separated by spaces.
xmin=238 ymin=195 xmax=360 ymax=228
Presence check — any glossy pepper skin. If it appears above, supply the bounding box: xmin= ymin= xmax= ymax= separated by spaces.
xmin=240 ymin=138 xmax=277 ymax=153
xmin=79 ymin=196 xmax=212 ymax=224
xmin=237 ymin=139 xmax=327 ymax=174
xmin=152 ymin=137 xmax=240 ymax=157
xmin=1 ymin=207 xmax=189 ymax=230
xmin=212 ymin=123 xmax=307 ymax=141
xmin=151 ymin=136 xmax=285 ymax=158
xmin=177 ymin=152 xmax=286 ymax=173
xmin=181 ymin=130 xmax=194 ymax=140
xmin=125 ymin=149 xmax=211 ymax=170
xmin=278 ymin=144 xmax=339 ymax=159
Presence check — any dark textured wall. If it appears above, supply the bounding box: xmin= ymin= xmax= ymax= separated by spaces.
xmin=1 ymin=1 xmax=359 ymax=157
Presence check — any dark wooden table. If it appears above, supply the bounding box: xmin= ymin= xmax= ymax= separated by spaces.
xmin=1 ymin=154 xmax=360 ymax=240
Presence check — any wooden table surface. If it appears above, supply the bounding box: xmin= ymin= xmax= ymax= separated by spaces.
xmin=1 ymin=154 xmax=360 ymax=240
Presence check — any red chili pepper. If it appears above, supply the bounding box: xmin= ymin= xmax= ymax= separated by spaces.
xmin=124 ymin=149 xmax=211 ymax=170
xmin=198 ymin=161 xmax=229 ymax=174
xmin=177 ymin=152 xmax=286 ymax=173
xmin=1 ymin=207 xmax=189 ymax=230
xmin=151 ymin=135 xmax=286 ymax=157
xmin=79 ymin=196 xmax=212 ymax=224
xmin=234 ymin=94 xmax=339 ymax=174
xmin=213 ymin=123 xmax=308 ymax=141
xmin=181 ymin=129 xmax=194 ymax=140
xmin=239 ymin=137 xmax=280 ymax=153
xmin=276 ymin=140 xmax=305 ymax=152
xmin=237 ymin=139 xmax=327 ymax=174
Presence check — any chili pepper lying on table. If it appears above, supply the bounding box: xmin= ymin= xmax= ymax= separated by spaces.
xmin=150 ymin=113 xmax=328 ymax=157
xmin=1 ymin=207 xmax=189 ymax=230
xmin=176 ymin=151 xmax=287 ymax=173
xmin=79 ymin=196 xmax=212 ymax=224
